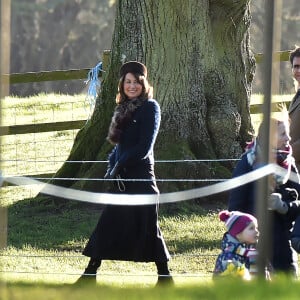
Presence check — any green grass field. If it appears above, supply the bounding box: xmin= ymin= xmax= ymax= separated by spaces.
xmin=0 ymin=93 xmax=299 ymax=299
xmin=3 ymin=278 xmax=300 ymax=300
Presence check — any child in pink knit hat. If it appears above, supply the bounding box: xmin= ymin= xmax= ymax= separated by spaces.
xmin=213 ymin=210 xmax=259 ymax=279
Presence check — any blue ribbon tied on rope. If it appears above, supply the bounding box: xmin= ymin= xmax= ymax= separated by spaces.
xmin=85 ymin=61 xmax=103 ymax=118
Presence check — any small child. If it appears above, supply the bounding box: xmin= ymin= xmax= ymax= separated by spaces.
xmin=213 ymin=210 xmax=259 ymax=280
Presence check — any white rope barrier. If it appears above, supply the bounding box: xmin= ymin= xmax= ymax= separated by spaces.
xmin=0 ymin=270 xmax=212 ymax=278
xmin=0 ymin=253 xmax=217 ymax=278
xmin=21 ymin=177 xmax=227 ymax=182
xmin=0 ymin=253 xmax=217 ymax=258
xmin=0 ymin=158 xmax=240 ymax=163
xmin=1 ymin=163 xmax=290 ymax=206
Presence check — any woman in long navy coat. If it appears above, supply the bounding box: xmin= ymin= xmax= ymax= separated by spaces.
xmin=77 ymin=61 xmax=172 ymax=285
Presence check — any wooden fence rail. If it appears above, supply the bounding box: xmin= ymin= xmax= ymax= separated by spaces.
xmin=0 ymin=50 xmax=292 ymax=137
xmin=3 ymin=68 xmax=91 ymax=84
xmin=0 ymin=120 xmax=87 ymax=135
xmin=1 ymin=50 xmax=110 ymax=84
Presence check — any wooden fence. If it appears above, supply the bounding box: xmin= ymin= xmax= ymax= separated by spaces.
xmin=0 ymin=50 xmax=110 ymax=137
xmin=0 ymin=50 xmax=292 ymax=137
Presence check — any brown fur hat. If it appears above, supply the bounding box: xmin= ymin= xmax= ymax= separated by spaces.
xmin=119 ymin=61 xmax=147 ymax=78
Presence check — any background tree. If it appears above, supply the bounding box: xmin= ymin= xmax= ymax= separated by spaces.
xmin=10 ymin=0 xmax=116 ymax=96
xmin=51 ymin=0 xmax=255 ymax=197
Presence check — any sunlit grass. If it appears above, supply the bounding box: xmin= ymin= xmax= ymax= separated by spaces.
xmin=250 ymin=93 xmax=292 ymax=104
xmin=1 ymin=93 xmax=90 ymax=176
xmin=1 ymin=93 xmax=89 ymax=125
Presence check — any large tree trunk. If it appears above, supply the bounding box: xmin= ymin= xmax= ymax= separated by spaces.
xmin=52 ymin=0 xmax=255 ymax=195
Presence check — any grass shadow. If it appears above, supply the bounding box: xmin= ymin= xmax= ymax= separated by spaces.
xmin=7 ymin=196 xmax=102 ymax=251
xmin=7 ymin=194 xmax=225 ymax=253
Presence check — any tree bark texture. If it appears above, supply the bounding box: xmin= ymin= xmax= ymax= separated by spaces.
xmin=52 ymin=0 xmax=255 ymax=194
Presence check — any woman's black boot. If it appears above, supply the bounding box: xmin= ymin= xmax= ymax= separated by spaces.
xmin=156 ymin=274 xmax=174 ymax=286
xmin=155 ymin=261 xmax=174 ymax=287
xmin=75 ymin=258 xmax=101 ymax=285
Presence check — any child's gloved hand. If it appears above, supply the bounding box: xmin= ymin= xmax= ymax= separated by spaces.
xmin=268 ymin=193 xmax=288 ymax=214
xmin=285 ymin=188 xmax=299 ymax=201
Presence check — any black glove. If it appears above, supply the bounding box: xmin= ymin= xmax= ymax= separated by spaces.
xmin=285 ymin=188 xmax=299 ymax=201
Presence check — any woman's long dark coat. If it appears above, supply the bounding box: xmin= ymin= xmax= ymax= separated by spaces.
xmin=83 ymin=99 xmax=170 ymax=262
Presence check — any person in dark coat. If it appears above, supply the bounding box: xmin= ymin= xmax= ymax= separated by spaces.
xmin=228 ymin=112 xmax=300 ymax=277
xmin=76 ymin=61 xmax=172 ymax=286
xmin=288 ymin=46 xmax=300 ymax=254
xmin=288 ymin=45 xmax=300 ymax=170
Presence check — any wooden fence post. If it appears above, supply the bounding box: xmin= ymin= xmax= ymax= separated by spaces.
xmin=256 ymin=0 xmax=282 ymax=278
xmin=0 ymin=0 xmax=11 ymax=251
